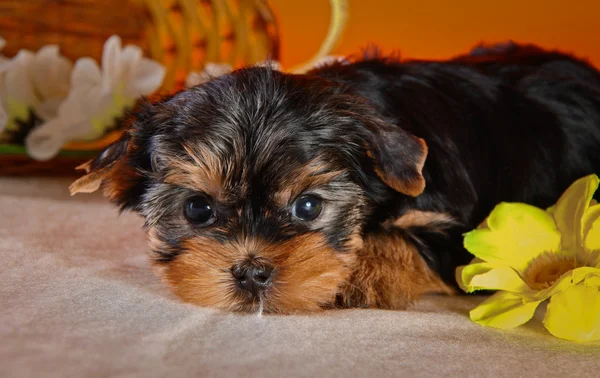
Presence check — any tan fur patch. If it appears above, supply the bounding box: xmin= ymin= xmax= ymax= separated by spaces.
xmin=374 ymin=167 xmax=426 ymax=197
xmin=69 ymin=135 xmax=141 ymax=205
xmin=275 ymin=160 xmax=345 ymax=206
xmin=339 ymin=229 xmax=454 ymax=310
xmin=69 ymin=158 xmax=140 ymax=203
xmin=155 ymin=233 xmax=355 ymax=314
xmin=392 ymin=210 xmax=455 ymax=229
xmin=163 ymin=144 xmax=231 ymax=200
xmin=372 ymin=137 xmax=428 ymax=197
xmin=69 ymin=160 xmax=112 ymax=194
xmin=346 ymin=231 xmax=365 ymax=252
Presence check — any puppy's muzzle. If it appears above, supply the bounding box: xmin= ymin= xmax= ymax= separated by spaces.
xmin=231 ymin=258 xmax=274 ymax=297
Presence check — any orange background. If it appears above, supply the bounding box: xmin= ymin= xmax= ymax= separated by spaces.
xmin=270 ymin=0 xmax=600 ymax=68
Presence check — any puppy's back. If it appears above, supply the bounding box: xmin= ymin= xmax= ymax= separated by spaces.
xmin=311 ymin=43 xmax=600 ymax=226
xmin=457 ymin=41 xmax=600 ymax=86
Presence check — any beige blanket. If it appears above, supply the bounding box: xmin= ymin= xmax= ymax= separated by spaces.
xmin=1 ymin=177 xmax=599 ymax=377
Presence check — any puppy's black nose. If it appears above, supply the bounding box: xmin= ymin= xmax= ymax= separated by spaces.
xmin=231 ymin=264 xmax=274 ymax=296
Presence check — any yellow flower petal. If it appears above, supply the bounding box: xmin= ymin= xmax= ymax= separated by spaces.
xmin=470 ymin=291 xmax=542 ymax=329
xmin=583 ymin=204 xmax=600 ymax=236
xmin=521 ymin=266 xmax=600 ymax=302
xmin=544 ymin=282 xmax=600 ymax=342
xmin=571 ymin=266 xmax=600 ymax=282
xmin=553 ymin=199 xmax=599 ymax=216
xmin=553 ymin=174 xmax=599 ymax=254
xmin=464 ymin=203 xmax=561 ymax=273
xmin=583 ymin=204 xmax=600 ymax=267
xmin=585 ymin=272 xmax=600 ymax=287
xmin=457 ymin=262 xmax=529 ymax=293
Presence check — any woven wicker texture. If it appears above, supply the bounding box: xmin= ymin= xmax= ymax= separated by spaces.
xmin=0 ymin=0 xmax=280 ymax=91
xmin=0 ymin=0 xmax=349 ymax=175
xmin=0 ymin=0 xmax=280 ymax=174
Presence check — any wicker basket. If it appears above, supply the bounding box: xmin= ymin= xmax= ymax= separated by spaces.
xmin=0 ymin=0 xmax=280 ymax=175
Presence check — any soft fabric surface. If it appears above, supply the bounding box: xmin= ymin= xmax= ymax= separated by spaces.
xmin=1 ymin=177 xmax=599 ymax=378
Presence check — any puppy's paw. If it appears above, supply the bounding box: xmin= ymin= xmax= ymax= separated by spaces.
xmin=337 ymin=222 xmax=455 ymax=310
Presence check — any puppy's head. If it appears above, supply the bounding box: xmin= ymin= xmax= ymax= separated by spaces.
xmin=70 ymin=67 xmax=427 ymax=313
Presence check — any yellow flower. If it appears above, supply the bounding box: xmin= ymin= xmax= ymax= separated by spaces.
xmin=457 ymin=174 xmax=600 ymax=342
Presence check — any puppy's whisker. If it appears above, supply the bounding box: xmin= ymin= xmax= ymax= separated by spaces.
xmin=257 ymin=295 xmax=265 ymax=317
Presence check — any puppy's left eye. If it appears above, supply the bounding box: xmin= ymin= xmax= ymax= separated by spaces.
xmin=292 ymin=195 xmax=323 ymax=221
xmin=184 ymin=195 xmax=214 ymax=225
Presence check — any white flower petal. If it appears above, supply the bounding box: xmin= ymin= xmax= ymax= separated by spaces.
xmin=204 ymin=62 xmax=233 ymax=77
xmin=34 ymin=98 xmax=63 ymax=121
xmin=255 ymin=60 xmax=282 ymax=71
xmin=125 ymin=58 xmax=165 ymax=98
xmin=119 ymin=45 xmax=143 ymax=83
xmin=185 ymin=72 xmax=204 ymax=87
xmin=84 ymin=89 xmax=114 ymax=121
xmin=64 ymin=117 xmax=100 ymax=142
xmin=32 ymin=45 xmax=72 ymax=100
xmin=185 ymin=63 xmax=232 ymax=87
xmin=58 ymin=83 xmax=114 ymax=140
xmin=60 ymin=85 xmax=108 ymax=124
xmin=0 ymin=38 xmax=10 ymax=73
xmin=71 ymin=57 xmax=102 ymax=88
xmin=3 ymin=50 xmax=38 ymax=108
xmin=0 ymin=56 xmax=11 ymax=72
xmin=63 ymin=60 xmax=112 ymax=135
xmin=101 ymin=35 xmax=123 ymax=91
xmin=0 ymin=39 xmax=10 ymax=73
xmin=0 ymin=95 xmax=7 ymax=131
xmin=26 ymin=92 xmax=105 ymax=161
xmin=25 ymin=118 xmax=68 ymax=161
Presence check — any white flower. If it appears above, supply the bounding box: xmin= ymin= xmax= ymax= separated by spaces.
xmin=183 ymin=56 xmax=349 ymax=89
xmin=0 ymin=37 xmax=10 ymax=71
xmin=184 ymin=60 xmax=283 ymax=88
xmin=1 ymin=49 xmax=36 ymax=130
xmin=185 ymin=63 xmax=233 ymax=87
xmin=255 ymin=60 xmax=282 ymax=71
xmin=0 ymin=102 xmax=6 ymax=131
xmin=30 ymin=45 xmax=73 ymax=120
xmin=0 ymin=40 xmax=72 ymax=132
xmin=26 ymin=35 xmax=166 ymax=161
xmin=0 ymin=38 xmax=7 ymax=131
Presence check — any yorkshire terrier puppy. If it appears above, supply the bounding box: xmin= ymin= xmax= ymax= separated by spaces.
xmin=70 ymin=42 xmax=600 ymax=313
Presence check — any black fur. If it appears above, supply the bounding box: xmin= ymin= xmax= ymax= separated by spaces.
xmin=310 ymin=43 xmax=600 ymax=282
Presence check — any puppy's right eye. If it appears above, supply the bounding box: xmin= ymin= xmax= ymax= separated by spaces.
xmin=292 ymin=195 xmax=323 ymax=221
xmin=183 ymin=196 xmax=214 ymax=225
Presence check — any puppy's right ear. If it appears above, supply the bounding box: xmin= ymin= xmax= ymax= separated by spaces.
xmin=70 ymin=132 xmax=145 ymax=210
xmin=365 ymin=121 xmax=428 ymax=197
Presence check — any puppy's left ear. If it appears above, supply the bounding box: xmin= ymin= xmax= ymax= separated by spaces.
xmin=366 ymin=123 xmax=428 ymax=197
xmin=69 ymin=132 xmax=144 ymax=209
xmin=70 ymin=134 xmax=129 ymax=194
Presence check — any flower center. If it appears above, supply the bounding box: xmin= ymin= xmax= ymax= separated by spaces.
xmin=524 ymin=252 xmax=579 ymax=290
